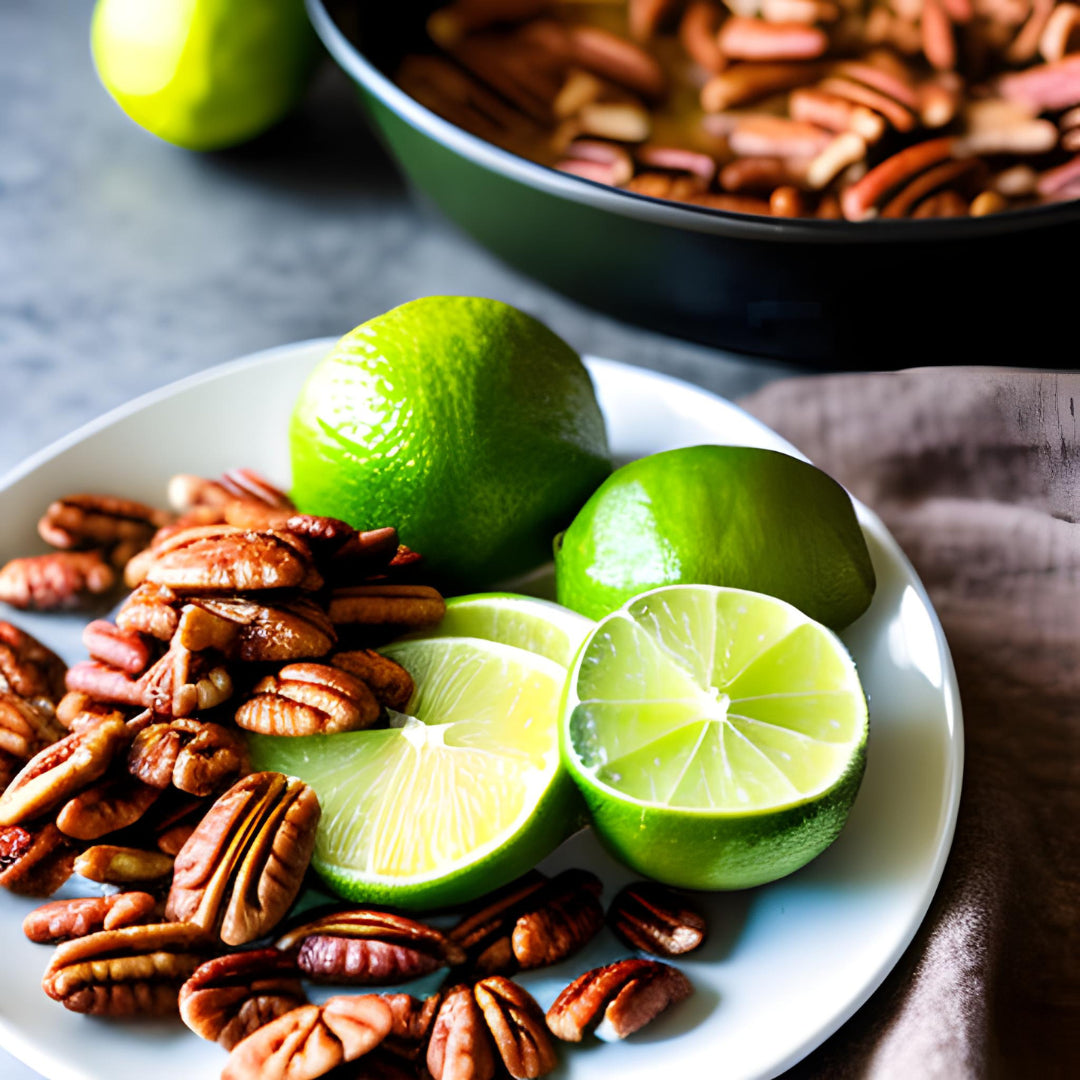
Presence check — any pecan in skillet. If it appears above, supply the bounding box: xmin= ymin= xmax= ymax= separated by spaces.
xmin=166 ymin=771 xmax=320 ymax=945
xmin=82 ymin=619 xmax=153 ymax=675
xmin=115 ymin=582 xmax=181 ymax=640
xmin=75 ymin=844 xmax=176 ymax=884
xmin=223 ymin=994 xmax=394 ymax=1080
xmin=235 ymin=663 xmax=381 ymax=736
xmin=381 ymin=992 xmax=442 ymax=1061
xmin=0 ymin=822 xmax=76 ymax=896
xmin=128 ymin=718 xmax=249 ymax=796
xmin=0 ymin=621 xmax=67 ymax=704
xmin=427 ymin=984 xmax=496 ymax=1080
xmin=0 ymin=715 xmax=128 ymax=826
xmin=474 ymin=976 xmax=557 ymax=1080
xmin=607 ymin=881 xmax=706 ymax=958
xmin=0 ymin=691 xmax=66 ymax=763
xmin=38 ymin=494 xmax=172 ymax=567
xmin=0 ymin=551 xmax=115 ymax=610
xmin=330 ymin=650 xmax=414 ymax=712
xmin=545 ymin=957 xmax=692 ymax=1041
xmin=41 ymin=921 xmax=210 ymax=1016
xmin=276 ymin=910 xmax=466 ymax=985
xmin=178 ymin=595 xmax=336 ymax=661
xmin=327 ymin=584 xmax=446 ymax=630
xmin=179 ymin=948 xmax=308 ymax=1050
xmin=23 ymin=892 xmax=158 ymax=944
xmin=139 ymin=645 xmax=233 ymax=717
xmin=56 ymin=773 xmax=162 ymax=840
xmin=511 ymin=869 xmax=605 ymax=971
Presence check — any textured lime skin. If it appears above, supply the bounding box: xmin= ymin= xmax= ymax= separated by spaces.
xmin=290 ymin=298 xmax=611 ymax=589
xmin=92 ymin=0 xmax=319 ymax=151
xmin=555 ymin=445 xmax=875 ymax=630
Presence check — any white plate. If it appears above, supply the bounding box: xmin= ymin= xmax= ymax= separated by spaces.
xmin=0 ymin=341 xmax=962 ymax=1080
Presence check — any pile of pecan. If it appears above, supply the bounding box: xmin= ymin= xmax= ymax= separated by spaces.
xmin=393 ymin=0 xmax=1080 ymax=218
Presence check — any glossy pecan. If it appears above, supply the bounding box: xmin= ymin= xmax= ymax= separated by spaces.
xmin=511 ymin=869 xmax=604 ymax=971
xmin=75 ymin=844 xmax=176 ymax=883
xmin=166 ymin=771 xmax=320 ymax=945
xmin=382 ymin=992 xmax=442 ymax=1061
xmin=42 ymin=921 xmax=210 ymax=1016
xmin=179 ymin=595 xmax=336 ymax=661
xmin=545 ymin=957 xmax=692 ymax=1041
xmin=0 ymin=691 xmax=66 ymax=763
xmin=82 ymin=619 xmax=153 ymax=676
xmin=277 ymin=909 xmax=465 ymax=984
xmin=474 ymin=976 xmax=557 ymax=1080
xmin=115 ymin=583 xmax=181 ymax=640
xmin=330 ymin=650 xmax=414 ymax=712
xmin=324 ymin=526 xmax=401 ymax=581
xmin=607 ymin=882 xmax=706 ymax=957
xmin=235 ymin=663 xmax=381 ymax=736
xmin=0 ymin=715 xmax=128 ymax=826
xmin=23 ymin=892 xmax=158 ymax=943
xmin=0 ymin=551 xmax=115 ymax=610
xmin=327 ymin=585 xmax=446 ymax=630
xmin=128 ymin=718 xmax=250 ymax=796
xmin=428 ymin=984 xmax=496 ymax=1080
xmin=223 ymin=995 xmax=394 ymax=1080
xmin=0 ymin=822 xmax=75 ymax=896
xmin=56 ymin=773 xmax=162 ymax=840
xmin=0 ymin=621 xmax=67 ymax=703
xmin=179 ymin=948 xmax=308 ymax=1050
xmin=64 ymin=660 xmax=145 ymax=708
xmin=168 ymin=470 xmax=293 ymax=513
xmin=138 ymin=526 xmax=323 ymax=594
xmin=138 ymin=645 xmax=233 ymax=718
xmin=38 ymin=494 xmax=171 ymax=566
xmin=283 ymin=515 xmax=358 ymax=558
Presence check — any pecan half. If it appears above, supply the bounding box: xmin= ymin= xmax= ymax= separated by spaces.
xmin=223 ymin=995 xmax=394 ymax=1080
xmin=0 ymin=621 xmax=67 ymax=703
xmin=278 ymin=910 xmax=465 ymax=985
xmin=0 ymin=551 xmax=115 ymax=610
xmin=0 ymin=691 xmax=66 ymax=763
xmin=23 ymin=892 xmax=158 ymax=943
xmin=327 ymin=585 xmax=446 ymax=630
xmin=64 ymin=660 xmax=145 ymax=708
xmin=140 ymin=526 xmax=323 ymax=594
xmin=82 ymin=619 xmax=153 ymax=675
xmin=75 ymin=844 xmax=176 ymax=883
xmin=235 ymin=663 xmax=381 ymax=736
xmin=139 ymin=645 xmax=233 ymax=718
xmin=0 ymin=822 xmax=75 ymax=896
xmin=448 ymin=871 xmax=549 ymax=968
xmin=475 ymin=977 xmax=557 ymax=1079
xmin=428 ymin=984 xmax=496 ymax=1080
xmin=169 ymin=470 xmax=293 ymax=513
xmin=546 ymin=958 xmax=692 ymax=1041
xmin=607 ymin=882 xmax=706 ymax=957
xmin=38 ymin=494 xmax=171 ymax=566
xmin=42 ymin=921 xmax=210 ymax=1016
xmin=128 ymin=719 xmax=250 ymax=796
xmin=56 ymin=773 xmax=162 ymax=840
xmin=179 ymin=596 xmax=336 ymax=661
xmin=331 ymin=650 xmax=415 ymax=712
xmin=0 ymin=715 xmax=128 ymax=826
xmin=382 ymin=992 xmax=442 ymax=1061
xmin=511 ymin=869 xmax=604 ymax=971
xmin=166 ymin=771 xmax=320 ymax=945
xmin=324 ymin=526 xmax=401 ymax=583
xmin=283 ymin=515 xmax=358 ymax=558
xmin=179 ymin=948 xmax=308 ymax=1050
xmin=115 ymin=583 xmax=181 ymax=640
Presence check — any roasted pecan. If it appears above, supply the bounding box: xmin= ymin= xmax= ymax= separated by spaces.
xmin=55 ymin=691 xmax=126 ymax=732
xmin=474 ymin=976 xmax=557 ymax=1080
xmin=56 ymin=773 xmax=161 ymax=840
xmin=428 ymin=984 xmax=496 ymax=1080
xmin=38 ymin=494 xmax=171 ymax=566
xmin=283 ymin=515 xmax=357 ymax=558
xmin=42 ymin=921 xmax=210 ymax=1016
xmin=0 ymin=691 xmax=66 ymax=762
xmin=166 ymin=771 xmax=320 ymax=945
xmin=511 ymin=870 xmax=604 ymax=971
xmin=382 ymin=992 xmax=442 ymax=1061
xmin=331 ymin=650 xmax=414 ymax=712
xmin=82 ymin=619 xmax=153 ymax=675
xmin=115 ymin=583 xmax=181 ymax=640
xmin=325 ymin=526 xmax=401 ymax=582
xmin=607 ymin=882 xmax=706 ymax=957
xmin=180 ymin=595 xmax=336 ymax=661
xmin=0 ymin=715 xmax=128 ymax=826
xmin=179 ymin=948 xmax=308 ymax=1050
xmin=75 ymin=844 xmax=176 ymax=883
xmin=23 ymin=892 xmax=158 ymax=943
xmin=0 ymin=551 xmax=115 ymax=610
xmin=235 ymin=663 xmax=381 ymax=736
xmin=138 ymin=525 xmax=323 ymax=593
xmin=545 ymin=957 xmax=692 ymax=1041
xmin=223 ymin=995 xmax=394 ymax=1080
xmin=128 ymin=718 xmax=249 ymax=796
xmin=0 ymin=621 xmax=67 ymax=703
xmin=277 ymin=910 xmax=465 ymax=985
xmin=169 ymin=470 xmax=293 ymax=513
xmin=448 ymin=871 xmax=548 ymax=967
xmin=0 ymin=822 xmax=75 ymax=896
xmin=221 ymin=502 xmax=294 ymax=531
xmin=139 ymin=645 xmax=233 ymax=718
xmin=327 ymin=585 xmax=445 ymax=630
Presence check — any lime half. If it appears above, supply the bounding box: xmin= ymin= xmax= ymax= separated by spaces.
xmin=563 ymin=585 xmax=868 ymax=890
xmin=249 ymin=637 xmax=579 ymax=909
xmin=404 ymin=593 xmax=594 ymax=668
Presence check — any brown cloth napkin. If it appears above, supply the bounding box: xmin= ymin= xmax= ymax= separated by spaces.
xmin=739 ymin=369 xmax=1079 ymax=1080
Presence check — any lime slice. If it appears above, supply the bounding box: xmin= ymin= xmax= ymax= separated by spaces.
xmin=248 ymin=637 xmax=580 ymax=909
xmin=403 ymin=593 xmax=594 ymax=667
xmin=563 ymin=585 xmax=868 ymax=890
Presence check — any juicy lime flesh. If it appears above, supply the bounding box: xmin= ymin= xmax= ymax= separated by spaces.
xmin=568 ymin=587 xmax=867 ymax=815
xmin=248 ymin=638 xmax=571 ymax=903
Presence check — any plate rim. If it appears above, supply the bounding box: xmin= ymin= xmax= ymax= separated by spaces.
xmin=0 ymin=339 xmax=963 ymax=1080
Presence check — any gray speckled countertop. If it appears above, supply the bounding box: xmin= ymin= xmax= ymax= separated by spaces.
xmin=1 ymin=2 xmax=792 ymax=1076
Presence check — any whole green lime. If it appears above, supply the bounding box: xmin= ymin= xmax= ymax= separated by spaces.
xmin=555 ymin=445 xmax=875 ymax=630
xmin=91 ymin=0 xmax=319 ymax=151
xmin=290 ymin=297 xmax=612 ymax=589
